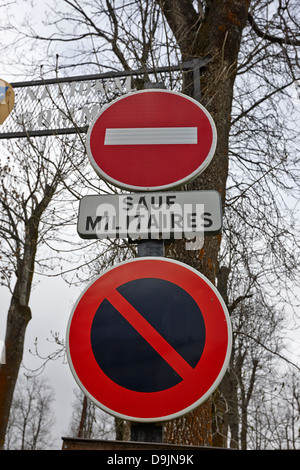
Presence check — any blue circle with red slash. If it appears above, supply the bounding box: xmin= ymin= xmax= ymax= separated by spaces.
xmin=66 ymin=257 xmax=232 ymax=423
xmin=91 ymin=277 xmax=206 ymax=393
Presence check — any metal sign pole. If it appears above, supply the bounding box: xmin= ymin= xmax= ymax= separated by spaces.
xmin=134 ymin=237 xmax=165 ymax=438
xmin=130 ymin=422 xmax=163 ymax=443
xmin=137 ymin=239 xmax=165 ymax=257
xmin=130 ymin=80 xmax=165 ymax=444
xmin=130 ymin=61 xmax=206 ymax=442
xmin=131 ymin=238 xmax=165 ymax=443
xmin=130 ymin=68 xmax=203 ymax=441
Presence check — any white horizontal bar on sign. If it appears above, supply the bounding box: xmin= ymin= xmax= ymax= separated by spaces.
xmin=104 ymin=127 xmax=198 ymax=145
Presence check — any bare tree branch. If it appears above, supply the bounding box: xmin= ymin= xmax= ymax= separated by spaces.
xmin=248 ymin=12 xmax=300 ymax=46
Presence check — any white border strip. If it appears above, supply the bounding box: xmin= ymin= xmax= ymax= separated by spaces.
xmin=104 ymin=127 xmax=197 ymax=145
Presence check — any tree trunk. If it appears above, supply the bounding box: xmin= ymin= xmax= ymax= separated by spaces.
xmin=0 ymin=185 xmax=56 ymax=449
xmin=158 ymin=0 xmax=250 ymax=447
xmin=77 ymin=395 xmax=88 ymax=438
xmin=0 ymin=301 xmax=32 ymax=449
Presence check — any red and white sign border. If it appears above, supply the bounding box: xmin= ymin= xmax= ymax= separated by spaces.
xmin=86 ymin=89 xmax=217 ymax=192
xmin=66 ymin=257 xmax=232 ymax=423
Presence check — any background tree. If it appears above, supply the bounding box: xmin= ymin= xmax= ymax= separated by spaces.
xmin=4 ymin=373 xmax=55 ymax=450
xmin=67 ymin=389 xmax=116 ymax=441
xmin=260 ymin=368 xmax=300 ymax=449
xmin=68 ymin=389 xmax=116 ymax=439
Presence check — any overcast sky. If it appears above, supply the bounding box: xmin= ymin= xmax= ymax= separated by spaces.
xmin=1 ymin=0 xmax=300 ymax=450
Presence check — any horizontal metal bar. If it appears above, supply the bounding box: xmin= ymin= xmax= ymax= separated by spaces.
xmin=0 ymin=126 xmax=88 ymax=139
xmin=10 ymin=59 xmax=210 ymax=88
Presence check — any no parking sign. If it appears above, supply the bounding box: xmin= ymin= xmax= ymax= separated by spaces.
xmin=66 ymin=257 xmax=232 ymax=422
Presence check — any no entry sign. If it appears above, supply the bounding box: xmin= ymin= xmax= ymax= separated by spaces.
xmin=86 ymin=90 xmax=217 ymax=191
xmin=66 ymin=258 xmax=232 ymax=422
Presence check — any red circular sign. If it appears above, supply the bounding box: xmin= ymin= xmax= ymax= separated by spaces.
xmin=66 ymin=258 xmax=231 ymax=423
xmin=86 ymin=90 xmax=217 ymax=191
